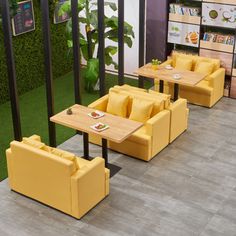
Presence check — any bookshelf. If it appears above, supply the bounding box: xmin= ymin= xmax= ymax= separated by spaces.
xmin=167 ymin=0 xmax=236 ymax=98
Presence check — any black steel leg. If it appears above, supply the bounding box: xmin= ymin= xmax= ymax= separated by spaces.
xmin=102 ymin=138 xmax=108 ymax=167
xmin=174 ymin=83 xmax=179 ymax=101
xmin=159 ymin=80 xmax=164 ymax=93
xmin=83 ymin=132 xmax=89 ymax=160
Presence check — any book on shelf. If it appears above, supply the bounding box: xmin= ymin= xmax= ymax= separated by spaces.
xmin=170 ymin=4 xmax=201 ymax=17
xmin=203 ymin=32 xmax=235 ymax=45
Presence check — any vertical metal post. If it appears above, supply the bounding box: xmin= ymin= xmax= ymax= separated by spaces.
xmin=98 ymin=0 xmax=106 ymax=96
xmin=41 ymin=0 xmax=56 ymax=147
xmin=118 ymin=0 xmax=124 ymax=86
xmin=71 ymin=0 xmax=82 ymax=104
xmin=1 ymin=0 xmax=22 ymax=141
xmin=138 ymin=0 xmax=146 ymax=88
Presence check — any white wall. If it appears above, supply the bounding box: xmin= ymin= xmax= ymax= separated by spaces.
xmin=80 ymin=0 xmax=140 ymax=77
xmin=105 ymin=0 xmax=140 ymax=76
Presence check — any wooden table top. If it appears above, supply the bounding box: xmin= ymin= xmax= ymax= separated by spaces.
xmin=50 ymin=104 xmax=143 ymax=143
xmin=135 ymin=63 xmax=207 ymax=86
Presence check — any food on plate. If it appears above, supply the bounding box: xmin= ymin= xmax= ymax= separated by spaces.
xmin=95 ymin=123 xmax=107 ymax=130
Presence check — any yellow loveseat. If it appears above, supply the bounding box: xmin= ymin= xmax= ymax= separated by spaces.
xmin=88 ymin=85 xmax=189 ymax=161
xmin=160 ymin=52 xmax=225 ymax=107
xmin=6 ymin=135 xmax=109 ymax=219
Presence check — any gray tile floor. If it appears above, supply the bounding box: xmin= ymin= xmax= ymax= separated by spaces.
xmin=0 ymin=98 xmax=236 ymax=236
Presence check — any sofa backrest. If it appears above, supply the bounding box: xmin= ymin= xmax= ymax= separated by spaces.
xmin=7 ymin=141 xmax=75 ymax=215
xmin=109 ymin=87 xmax=165 ymax=118
xmin=171 ymin=52 xmax=221 ymax=72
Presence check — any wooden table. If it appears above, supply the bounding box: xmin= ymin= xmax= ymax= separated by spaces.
xmin=135 ymin=63 xmax=207 ymax=101
xmin=50 ymin=105 xmax=143 ymax=176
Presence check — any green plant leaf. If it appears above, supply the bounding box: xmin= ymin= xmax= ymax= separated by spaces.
xmin=84 ymin=58 xmax=99 ymax=92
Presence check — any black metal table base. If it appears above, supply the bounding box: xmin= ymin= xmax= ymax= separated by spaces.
xmin=174 ymin=83 xmax=179 ymax=101
xmin=81 ymin=133 xmax=121 ymax=177
xmin=159 ymin=80 xmax=164 ymax=93
xmin=106 ymin=163 xmax=122 ymax=178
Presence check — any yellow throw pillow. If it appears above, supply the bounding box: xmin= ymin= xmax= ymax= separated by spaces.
xmin=106 ymin=91 xmax=129 ymax=117
xmin=22 ymin=138 xmax=45 ymax=149
xmin=129 ymin=98 xmax=154 ymax=123
xmin=175 ymin=57 xmax=193 ymax=71
xmin=194 ymin=61 xmax=214 ymax=76
xmin=51 ymin=148 xmax=79 ymax=171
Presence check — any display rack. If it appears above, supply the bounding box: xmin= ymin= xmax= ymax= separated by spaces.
xmin=167 ymin=0 xmax=236 ymax=98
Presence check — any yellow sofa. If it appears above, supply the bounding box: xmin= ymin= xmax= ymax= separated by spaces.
xmin=6 ymin=135 xmax=109 ymax=219
xmin=160 ymin=52 xmax=226 ymax=107
xmin=88 ymin=85 xmax=189 ymax=161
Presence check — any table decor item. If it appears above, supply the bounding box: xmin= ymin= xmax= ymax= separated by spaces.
xmin=88 ymin=111 xmax=105 ymax=119
xmin=91 ymin=122 xmax=109 ymax=132
xmin=173 ymin=74 xmax=181 ymax=80
xmin=66 ymin=108 xmax=73 ymax=115
xmin=152 ymin=59 xmax=162 ymax=70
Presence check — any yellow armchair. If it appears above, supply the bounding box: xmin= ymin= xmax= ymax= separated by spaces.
xmin=6 ymin=135 xmax=109 ymax=219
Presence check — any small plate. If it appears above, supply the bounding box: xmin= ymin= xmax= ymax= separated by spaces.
xmin=173 ymin=74 xmax=181 ymax=80
xmin=88 ymin=110 xmax=105 ymax=119
xmin=165 ymin=65 xmax=173 ymax=70
xmin=91 ymin=122 xmax=109 ymax=132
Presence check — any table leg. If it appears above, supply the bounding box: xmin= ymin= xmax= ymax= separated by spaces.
xmin=83 ymin=132 xmax=89 ymax=160
xmin=102 ymin=138 xmax=108 ymax=167
xmin=174 ymin=83 xmax=179 ymax=101
xmin=159 ymin=80 xmax=164 ymax=93
xmin=101 ymin=138 xmax=121 ymax=177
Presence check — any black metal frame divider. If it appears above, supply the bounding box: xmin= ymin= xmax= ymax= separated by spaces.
xmin=40 ymin=0 xmax=56 ymax=147
xmin=118 ymin=0 xmax=124 ymax=86
xmin=138 ymin=0 xmax=146 ymax=88
xmin=1 ymin=0 xmax=22 ymax=141
xmin=1 ymin=0 xmax=146 ymax=175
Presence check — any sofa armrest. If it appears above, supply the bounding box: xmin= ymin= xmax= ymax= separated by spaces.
xmin=208 ymin=68 xmax=225 ymax=88
xmin=146 ymin=110 xmax=170 ymax=156
xmin=168 ymin=98 xmax=188 ymax=142
xmin=208 ymin=68 xmax=225 ymax=103
xmin=71 ymin=157 xmax=107 ymax=219
xmin=88 ymin=95 xmax=109 ymax=112
xmin=160 ymin=59 xmax=173 ymax=67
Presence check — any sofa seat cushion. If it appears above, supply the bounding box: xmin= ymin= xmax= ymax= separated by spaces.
xmin=128 ymin=130 xmax=151 ymax=146
xmin=51 ymin=148 xmax=79 ymax=172
xmin=106 ymin=91 xmax=129 ymax=117
xmin=129 ymin=98 xmax=154 ymax=123
xmin=179 ymin=80 xmax=213 ymax=95
xmin=194 ymin=61 xmax=214 ymax=76
xmin=175 ymin=57 xmax=193 ymax=71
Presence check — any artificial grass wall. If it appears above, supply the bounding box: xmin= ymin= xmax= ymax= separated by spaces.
xmin=0 ymin=0 xmax=72 ymax=105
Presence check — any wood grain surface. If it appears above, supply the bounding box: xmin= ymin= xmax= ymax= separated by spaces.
xmin=50 ymin=104 xmax=143 ymax=143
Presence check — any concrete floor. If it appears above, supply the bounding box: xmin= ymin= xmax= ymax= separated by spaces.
xmin=0 ymin=97 xmax=236 ymax=236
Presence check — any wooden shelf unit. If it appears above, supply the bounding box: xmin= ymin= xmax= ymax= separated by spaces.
xmin=203 ymin=0 xmax=236 ymax=4
xmin=167 ymin=0 xmax=236 ymax=99
xmin=169 ymin=13 xmax=201 ymax=25
xmin=232 ymin=69 xmax=236 ymax=77
xmin=200 ymin=40 xmax=234 ymax=53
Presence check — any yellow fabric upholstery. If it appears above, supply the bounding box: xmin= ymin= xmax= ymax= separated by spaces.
xmin=129 ymin=98 xmax=153 ymax=123
xmin=106 ymin=92 xmax=129 ymax=117
xmin=22 ymin=138 xmax=45 ymax=149
xmin=6 ymin=136 xmax=109 ymax=219
xmin=147 ymin=90 xmax=188 ymax=142
xmin=162 ymin=52 xmax=225 ymax=107
xmin=110 ymin=87 xmax=165 ymax=117
xmin=88 ymin=86 xmax=172 ymax=161
xmin=194 ymin=61 xmax=214 ymax=76
xmin=175 ymin=57 xmax=193 ymax=71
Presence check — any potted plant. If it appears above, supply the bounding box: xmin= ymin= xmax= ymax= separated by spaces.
xmin=58 ymin=0 xmax=135 ymax=92
xmin=151 ymin=59 xmax=161 ymax=70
